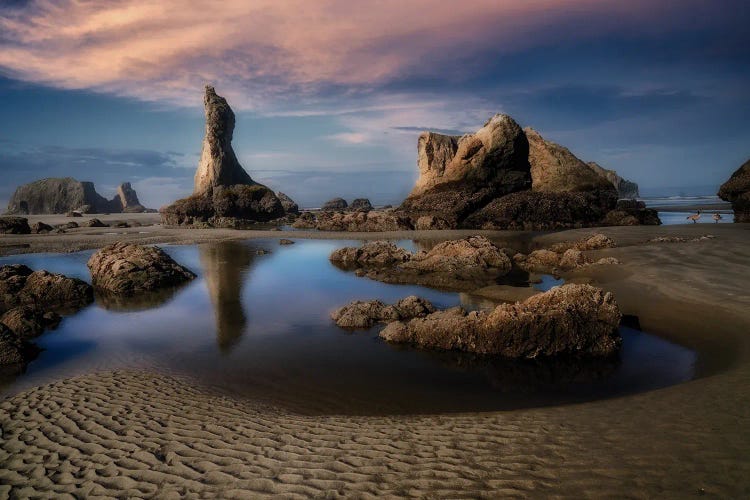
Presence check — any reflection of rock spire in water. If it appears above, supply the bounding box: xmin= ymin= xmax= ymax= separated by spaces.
xmin=199 ymin=242 xmax=255 ymax=353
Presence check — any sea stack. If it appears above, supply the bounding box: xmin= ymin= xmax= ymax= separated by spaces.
xmin=161 ymin=86 xmax=284 ymax=227
xmin=5 ymin=178 xmax=150 ymax=214
xmin=194 ymin=86 xmax=254 ymax=196
xmin=718 ymin=158 xmax=750 ymax=222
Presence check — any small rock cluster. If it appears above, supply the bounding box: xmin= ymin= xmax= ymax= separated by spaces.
xmin=513 ymin=233 xmax=620 ymax=273
xmin=331 ymin=296 xmax=436 ymax=329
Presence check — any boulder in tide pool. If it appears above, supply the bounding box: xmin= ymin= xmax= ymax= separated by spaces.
xmin=380 ymin=284 xmax=622 ymax=359
xmin=87 ymin=242 xmax=196 ymax=295
xmin=0 ymin=264 xmax=93 ymax=313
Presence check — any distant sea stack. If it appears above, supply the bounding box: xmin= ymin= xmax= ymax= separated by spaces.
xmin=586 ymin=162 xmax=640 ymax=199
xmin=5 ymin=178 xmax=150 ymax=215
xmin=718 ymin=158 xmax=750 ymax=222
xmin=161 ymin=86 xmax=286 ymax=227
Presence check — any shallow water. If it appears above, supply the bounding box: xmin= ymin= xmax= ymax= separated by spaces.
xmin=657 ymin=211 xmax=732 ymax=225
xmin=0 ymin=239 xmax=697 ymax=415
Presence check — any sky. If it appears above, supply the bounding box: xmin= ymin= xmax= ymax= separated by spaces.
xmin=1 ymin=0 xmax=748 ymax=209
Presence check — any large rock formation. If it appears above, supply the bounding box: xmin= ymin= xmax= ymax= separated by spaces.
xmin=394 ymin=117 xmax=648 ymax=229
xmin=399 ymin=114 xmax=531 ymax=225
xmin=380 ymin=284 xmax=622 ymax=359
xmin=525 ymin=128 xmax=616 ymax=194
xmin=322 ymin=198 xmax=348 ymax=211
xmin=87 ymin=242 xmax=196 ymax=294
xmin=161 ymin=86 xmax=284 ymax=227
xmin=587 ymin=162 xmax=640 ymax=198
xmin=5 ymin=178 xmax=150 ymax=214
xmin=115 ymin=182 xmax=147 ymax=213
xmin=718 ymin=158 xmax=750 ymax=223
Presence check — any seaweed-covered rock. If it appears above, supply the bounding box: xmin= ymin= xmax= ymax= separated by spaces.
xmin=87 ymin=242 xmax=196 ymax=294
xmin=314 ymin=210 xmax=412 ymax=232
xmin=0 ymin=217 xmax=31 ymax=234
xmin=465 ymin=189 xmax=617 ymax=230
xmin=380 ymin=284 xmax=622 ymax=358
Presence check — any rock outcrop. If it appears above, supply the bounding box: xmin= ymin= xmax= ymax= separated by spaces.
xmin=399 ymin=114 xmax=531 ymax=225
xmin=380 ymin=284 xmax=622 ymax=359
xmin=331 ymin=296 xmax=436 ymax=329
xmin=31 ymin=221 xmax=53 ymax=233
xmin=313 ymin=211 xmax=413 ymax=232
xmin=0 ymin=264 xmax=93 ymax=313
xmin=349 ymin=198 xmax=373 ymax=211
xmin=331 ymin=236 xmax=513 ymax=290
xmin=394 ymin=117 xmax=650 ymax=229
xmin=115 ymin=183 xmax=147 ymax=213
xmin=87 ymin=242 xmax=196 ymax=294
xmin=276 ymin=192 xmax=299 ymax=214
xmin=0 ymin=265 xmax=92 ymax=367
xmin=718 ymin=158 xmax=750 ymax=222
xmin=161 ymin=86 xmax=284 ymax=227
xmin=5 ymin=178 xmax=150 ymax=214
xmin=525 ymin=128 xmax=615 ymax=194
xmin=603 ymin=200 xmax=660 ymax=226
xmin=322 ymin=198 xmax=348 ymax=211
xmin=513 ymin=234 xmax=620 ymax=273
xmin=0 ymin=217 xmax=31 ymax=234
xmin=587 ymin=162 xmax=640 ymax=198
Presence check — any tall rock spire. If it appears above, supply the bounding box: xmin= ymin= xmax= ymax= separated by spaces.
xmin=193 ymin=85 xmax=254 ymax=195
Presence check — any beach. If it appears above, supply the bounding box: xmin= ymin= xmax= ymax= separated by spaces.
xmin=1 ymin=222 xmax=749 ymax=497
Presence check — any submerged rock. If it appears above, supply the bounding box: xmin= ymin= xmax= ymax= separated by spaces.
xmin=331 ymin=296 xmax=436 ymax=329
xmin=279 ymin=239 xmax=294 ymax=245
xmin=718 ymin=158 xmax=750 ymax=222
xmin=322 ymin=198 xmax=348 ymax=211
xmin=0 ymin=217 xmax=31 ymax=235
xmin=380 ymin=284 xmax=622 ymax=359
xmin=0 ymin=264 xmax=93 ymax=313
xmin=87 ymin=242 xmax=196 ymax=294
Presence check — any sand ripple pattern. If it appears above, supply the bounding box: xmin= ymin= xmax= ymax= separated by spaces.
xmin=1 ymin=368 xmax=749 ymax=498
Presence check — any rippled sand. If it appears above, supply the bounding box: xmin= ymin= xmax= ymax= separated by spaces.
xmin=1 ymin=223 xmax=749 ymax=497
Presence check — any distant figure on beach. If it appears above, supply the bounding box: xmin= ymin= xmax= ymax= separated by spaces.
xmin=687 ymin=210 xmax=701 ymax=223
xmin=713 ymin=212 xmax=723 ymax=223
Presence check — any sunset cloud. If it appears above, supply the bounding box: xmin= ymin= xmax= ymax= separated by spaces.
xmin=0 ymin=0 xmax=713 ymax=111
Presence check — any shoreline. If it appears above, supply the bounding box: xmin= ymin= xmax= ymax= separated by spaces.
xmin=1 ymin=222 xmax=749 ymax=495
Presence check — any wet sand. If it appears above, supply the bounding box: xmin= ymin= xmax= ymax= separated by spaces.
xmin=1 ymin=222 xmax=749 ymax=497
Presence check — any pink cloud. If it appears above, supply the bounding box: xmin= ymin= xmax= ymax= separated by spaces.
xmin=0 ymin=0 xmax=699 ymax=111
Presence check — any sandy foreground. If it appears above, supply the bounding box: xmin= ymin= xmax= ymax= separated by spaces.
xmin=1 ymin=221 xmax=749 ymax=497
